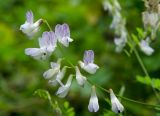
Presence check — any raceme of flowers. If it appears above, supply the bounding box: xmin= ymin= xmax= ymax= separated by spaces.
xmin=20 ymin=10 xmax=124 ymax=114
xmin=103 ymin=0 xmax=128 ymax=53
xmin=103 ymin=0 xmax=160 ymax=56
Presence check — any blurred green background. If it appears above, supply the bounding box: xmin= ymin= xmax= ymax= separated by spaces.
xmin=1 ymin=0 xmax=160 ymax=115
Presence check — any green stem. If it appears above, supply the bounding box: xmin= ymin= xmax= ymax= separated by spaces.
xmin=133 ymin=48 xmax=149 ymax=77
xmin=87 ymin=78 xmax=160 ymax=108
xmin=43 ymin=19 xmax=52 ymax=31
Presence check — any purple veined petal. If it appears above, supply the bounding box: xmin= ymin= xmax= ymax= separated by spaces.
xmin=26 ymin=10 xmax=33 ymax=24
xmin=49 ymin=31 xmax=57 ymax=47
xmin=83 ymin=50 xmax=94 ymax=65
xmin=62 ymin=23 xmax=70 ymax=37
xmin=55 ymin=24 xmax=63 ymax=39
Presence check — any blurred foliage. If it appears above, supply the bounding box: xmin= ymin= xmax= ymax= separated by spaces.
xmin=0 ymin=0 xmax=160 ymax=115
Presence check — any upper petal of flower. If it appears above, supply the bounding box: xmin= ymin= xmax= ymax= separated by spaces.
xmin=88 ymin=86 xmax=99 ymax=112
xmin=26 ymin=10 xmax=33 ymax=24
xmin=83 ymin=50 xmax=94 ymax=65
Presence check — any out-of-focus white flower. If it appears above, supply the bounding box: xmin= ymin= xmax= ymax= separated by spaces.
xmin=110 ymin=11 xmax=121 ymax=29
xmin=43 ymin=59 xmax=61 ymax=79
xmin=103 ymin=0 xmax=113 ymax=12
xmin=109 ymin=89 xmax=124 ymax=114
xmin=88 ymin=86 xmax=99 ymax=112
xmin=20 ymin=10 xmax=43 ymax=37
xmin=75 ymin=66 xmax=86 ymax=87
xmin=48 ymin=66 xmax=67 ymax=86
xmin=114 ymin=29 xmax=127 ymax=53
xmin=142 ymin=11 xmax=159 ymax=28
xmin=139 ymin=38 xmax=154 ymax=56
xmin=55 ymin=23 xmax=73 ymax=47
xmin=25 ymin=31 xmax=57 ymax=60
xmin=56 ymin=75 xmax=73 ymax=98
xmin=79 ymin=50 xmax=99 ymax=74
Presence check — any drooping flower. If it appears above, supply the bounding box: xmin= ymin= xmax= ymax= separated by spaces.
xmin=56 ymin=75 xmax=73 ymax=98
xmin=109 ymin=89 xmax=124 ymax=114
xmin=20 ymin=10 xmax=43 ymax=37
xmin=75 ymin=66 xmax=86 ymax=87
xmin=25 ymin=31 xmax=57 ymax=60
xmin=43 ymin=59 xmax=61 ymax=79
xmin=55 ymin=23 xmax=73 ymax=47
xmin=48 ymin=66 xmax=67 ymax=86
xmin=139 ymin=38 xmax=154 ymax=56
xmin=88 ymin=85 xmax=99 ymax=112
xmin=79 ymin=50 xmax=99 ymax=74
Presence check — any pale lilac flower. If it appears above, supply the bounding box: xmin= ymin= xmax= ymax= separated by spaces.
xmin=25 ymin=31 xmax=57 ymax=60
xmin=20 ymin=10 xmax=43 ymax=37
xmin=88 ymin=86 xmax=99 ymax=112
xmin=75 ymin=66 xmax=86 ymax=87
xmin=56 ymin=75 xmax=73 ymax=98
xmin=55 ymin=23 xmax=73 ymax=47
xmin=109 ymin=89 xmax=124 ymax=114
xmin=139 ymin=38 xmax=154 ymax=56
xmin=48 ymin=66 xmax=67 ymax=86
xmin=142 ymin=11 xmax=159 ymax=28
xmin=43 ymin=59 xmax=61 ymax=79
xmin=79 ymin=50 xmax=99 ymax=74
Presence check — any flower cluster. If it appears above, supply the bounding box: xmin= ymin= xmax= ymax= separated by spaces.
xmin=103 ymin=0 xmax=128 ymax=53
xmin=140 ymin=0 xmax=160 ymax=56
xmin=20 ymin=10 xmax=124 ymax=114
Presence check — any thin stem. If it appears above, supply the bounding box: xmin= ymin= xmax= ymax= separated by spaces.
xmin=133 ymin=48 xmax=149 ymax=77
xmin=43 ymin=19 xmax=52 ymax=31
xmin=87 ymin=78 xmax=160 ymax=108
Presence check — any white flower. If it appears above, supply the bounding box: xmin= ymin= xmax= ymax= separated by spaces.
xmin=142 ymin=11 xmax=159 ymax=28
xmin=25 ymin=31 xmax=57 ymax=60
xmin=43 ymin=59 xmax=61 ymax=79
xmin=114 ymin=29 xmax=127 ymax=53
xmin=109 ymin=89 xmax=124 ymax=114
xmin=75 ymin=66 xmax=86 ymax=87
xmin=88 ymin=86 xmax=99 ymax=112
xmin=139 ymin=38 xmax=154 ymax=56
xmin=55 ymin=23 xmax=73 ymax=47
xmin=56 ymin=75 xmax=73 ymax=98
xmin=48 ymin=66 xmax=67 ymax=86
xmin=79 ymin=50 xmax=99 ymax=74
xmin=103 ymin=0 xmax=113 ymax=12
xmin=110 ymin=11 xmax=122 ymax=29
xmin=20 ymin=10 xmax=43 ymax=37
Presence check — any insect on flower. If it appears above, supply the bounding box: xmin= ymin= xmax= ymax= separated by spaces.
xmin=20 ymin=10 xmax=43 ymax=37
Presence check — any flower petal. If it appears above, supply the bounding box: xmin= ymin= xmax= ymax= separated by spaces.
xmin=83 ymin=50 xmax=94 ymax=65
xmin=88 ymin=86 xmax=99 ymax=112
xmin=26 ymin=10 xmax=33 ymax=24
xmin=75 ymin=66 xmax=86 ymax=87
xmin=109 ymin=89 xmax=124 ymax=113
xmin=56 ymin=75 xmax=73 ymax=98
